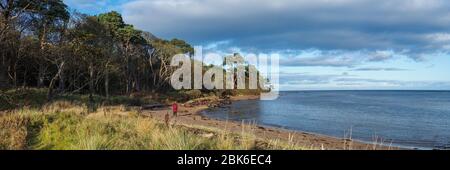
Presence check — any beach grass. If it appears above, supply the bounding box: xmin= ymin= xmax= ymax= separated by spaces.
xmin=0 ymin=99 xmax=310 ymax=150
xmin=1 ymin=88 xmax=396 ymax=150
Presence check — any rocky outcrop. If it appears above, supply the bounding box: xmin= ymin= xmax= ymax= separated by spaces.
xmin=183 ymin=96 xmax=232 ymax=108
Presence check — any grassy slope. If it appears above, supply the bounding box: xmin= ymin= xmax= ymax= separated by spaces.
xmin=0 ymin=89 xmax=304 ymax=150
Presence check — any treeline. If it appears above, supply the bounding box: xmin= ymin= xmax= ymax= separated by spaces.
xmin=0 ymin=0 xmax=197 ymax=100
xmin=1 ymin=0 xmax=265 ymax=104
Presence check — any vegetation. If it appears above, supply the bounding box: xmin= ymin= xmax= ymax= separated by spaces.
xmin=0 ymin=97 xmax=305 ymax=150
xmin=0 ymin=0 xmax=263 ymax=101
xmin=1 ymin=0 xmax=194 ymax=97
xmin=0 ymin=1 xmax=270 ymax=150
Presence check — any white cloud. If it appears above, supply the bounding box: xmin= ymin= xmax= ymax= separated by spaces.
xmin=427 ymin=33 xmax=450 ymax=42
xmin=203 ymin=40 xmax=233 ymax=50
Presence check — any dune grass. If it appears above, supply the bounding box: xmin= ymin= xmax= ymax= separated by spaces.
xmin=0 ymin=99 xmax=305 ymax=150
xmin=0 ymin=88 xmax=308 ymax=150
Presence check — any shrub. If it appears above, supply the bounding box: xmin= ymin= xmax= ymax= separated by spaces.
xmin=183 ymin=90 xmax=202 ymax=99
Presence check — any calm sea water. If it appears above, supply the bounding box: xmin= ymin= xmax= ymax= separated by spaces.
xmin=202 ymin=91 xmax=450 ymax=149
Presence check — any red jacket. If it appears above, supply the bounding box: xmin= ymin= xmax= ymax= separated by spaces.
xmin=172 ymin=103 xmax=178 ymax=112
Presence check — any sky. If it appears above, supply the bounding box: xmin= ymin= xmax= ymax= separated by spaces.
xmin=64 ymin=0 xmax=450 ymax=90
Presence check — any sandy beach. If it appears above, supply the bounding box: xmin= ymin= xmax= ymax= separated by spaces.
xmin=140 ymin=95 xmax=398 ymax=150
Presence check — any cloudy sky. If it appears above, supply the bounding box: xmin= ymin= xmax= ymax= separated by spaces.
xmin=65 ymin=0 xmax=450 ymax=90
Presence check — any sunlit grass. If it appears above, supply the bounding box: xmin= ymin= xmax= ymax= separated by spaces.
xmin=0 ymin=100 xmax=310 ymax=150
xmin=0 ymin=88 xmax=313 ymax=150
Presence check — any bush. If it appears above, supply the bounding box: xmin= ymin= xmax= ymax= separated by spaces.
xmin=1 ymin=88 xmax=47 ymax=111
xmin=183 ymin=90 xmax=203 ymax=99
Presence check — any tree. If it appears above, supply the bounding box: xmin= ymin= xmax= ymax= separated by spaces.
xmin=97 ymin=11 xmax=126 ymax=97
xmin=29 ymin=0 xmax=69 ymax=89
xmin=0 ymin=0 xmax=34 ymax=88
xmin=98 ymin=11 xmax=149 ymax=95
xmin=67 ymin=15 xmax=114 ymax=109
xmin=98 ymin=11 xmax=124 ymax=37
xmin=170 ymin=38 xmax=194 ymax=56
xmin=1 ymin=5 xmax=206 ymax=103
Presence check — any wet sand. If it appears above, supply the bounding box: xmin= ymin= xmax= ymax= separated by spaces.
xmin=140 ymin=95 xmax=398 ymax=150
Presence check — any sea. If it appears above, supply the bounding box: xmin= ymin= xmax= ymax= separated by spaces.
xmin=202 ymin=91 xmax=450 ymax=149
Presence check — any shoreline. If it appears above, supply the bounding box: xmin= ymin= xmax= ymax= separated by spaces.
xmin=141 ymin=95 xmax=399 ymax=150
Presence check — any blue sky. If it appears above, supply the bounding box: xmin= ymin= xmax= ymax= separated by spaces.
xmin=64 ymin=0 xmax=450 ymax=90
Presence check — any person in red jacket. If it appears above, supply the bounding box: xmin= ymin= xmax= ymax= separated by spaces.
xmin=172 ymin=103 xmax=178 ymax=117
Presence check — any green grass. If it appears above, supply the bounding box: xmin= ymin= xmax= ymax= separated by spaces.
xmin=1 ymin=88 xmax=306 ymax=150
xmin=0 ymin=88 xmax=145 ymax=111
xmin=0 ymin=101 xmax=306 ymax=150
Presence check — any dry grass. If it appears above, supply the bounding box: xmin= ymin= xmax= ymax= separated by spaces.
xmin=1 ymin=90 xmax=391 ymax=150
xmin=0 ymin=101 xmax=310 ymax=150
xmin=0 ymin=114 xmax=29 ymax=150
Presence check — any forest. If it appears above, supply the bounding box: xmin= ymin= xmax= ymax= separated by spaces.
xmin=0 ymin=0 xmax=264 ymax=108
xmin=1 ymin=0 xmax=196 ymax=96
